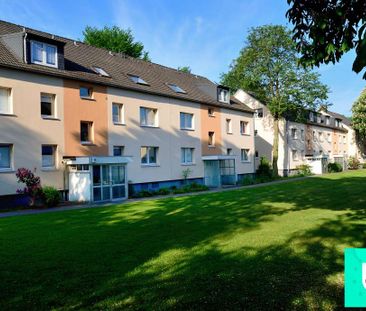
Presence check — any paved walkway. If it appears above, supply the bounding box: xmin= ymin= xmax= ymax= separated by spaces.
xmin=0 ymin=176 xmax=310 ymax=219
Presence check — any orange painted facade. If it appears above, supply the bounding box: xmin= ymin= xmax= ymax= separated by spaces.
xmin=63 ymin=80 xmax=109 ymax=156
xmin=200 ymin=105 xmax=222 ymax=155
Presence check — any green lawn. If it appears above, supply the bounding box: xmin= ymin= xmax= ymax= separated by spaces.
xmin=1 ymin=171 xmax=365 ymax=310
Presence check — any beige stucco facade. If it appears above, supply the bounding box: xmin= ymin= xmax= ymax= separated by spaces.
xmin=107 ymin=87 xmax=204 ymax=184
xmin=0 ymin=68 xmax=65 ymax=195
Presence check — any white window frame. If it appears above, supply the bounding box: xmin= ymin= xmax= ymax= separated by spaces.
xmin=41 ymin=145 xmax=57 ymax=170
xmin=40 ymin=93 xmax=56 ymax=118
xmin=180 ymin=112 xmax=194 ymax=130
xmin=291 ymin=128 xmax=298 ymax=140
xmin=80 ymin=121 xmax=94 ymax=144
xmin=80 ymin=87 xmax=93 ymax=99
xmin=181 ymin=147 xmax=194 ymax=165
xmin=140 ymin=107 xmax=158 ymax=127
xmin=218 ymin=89 xmax=229 ymax=103
xmin=254 ymin=108 xmax=263 ymax=118
xmin=113 ymin=145 xmax=124 ymax=156
xmin=30 ymin=40 xmax=58 ymax=68
xmin=226 ymin=118 xmax=232 ymax=134
xmin=0 ymin=87 xmax=12 ymax=115
xmin=112 ymin=103 xmax=124 ymax=125
xmin=208 ymin=131 xmax=215 ymax=147
xmin=208 ymin=107 xmax=215 ymax=117
xmin=240 ymin=121 xmax=249 ymax=135
xmin=325 ymin=116 xmax=330 ymax=125
xmin=227 ymin=148 xmax=233 ymax=155
xmin=141 ymin=146 xmax=158 ymax=166
xmin=241 ymin=149 xmax=250 ymax=162
xmin=292 ymin=149 xmax=299 ymax=161
xmin=327 ymin=133 xmax=332 ymax=143
xmin=300 ymin=129 xmax=305 ymax=141
xmin=318 ymin=131 xmax=323 ymax=142
xmin=0 ymin=144 xmax=13 ymax=172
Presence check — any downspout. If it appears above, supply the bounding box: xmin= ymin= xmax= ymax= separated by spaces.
xmin=23 ymin=30 xmax=27 ymax=63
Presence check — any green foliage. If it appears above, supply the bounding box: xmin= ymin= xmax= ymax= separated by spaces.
xmin=83 ymin=26 xmax=150 ymax=60
xmin=328 ymin=162 xmax=343 ymax=173
xmin=348 ymin=156 xmax=360 ymax=170
xmin=172 ymin=182 xmax=208 ymax=194
xmin=182 ymin=168 xmax=192 ymax=181
xmin=41 ymin=186 xmax=61 ymax=207
xmin=221 ymin=25 xmax=328 ymax=176
xmin=287 ymin=1 xmax=366 ymax=78
xmin=363 ymin=163 xmax=366 ymax=169
xmin=131 ymin=182 xmax=208 ymax=198
xmin=256 ymin=156 xmax=272 ymax=177
xmin=157 ymin=188 xmax=170 ymax=195
xmin=295 ymin=164 xmax=312 ymax=176
xmin=178 ymin=66 xmax=191 ymax=73
xmin=352 ymin=89 xmax=366 ymax=139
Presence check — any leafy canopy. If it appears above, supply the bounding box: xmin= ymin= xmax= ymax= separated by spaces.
xmin=221 ymin=25 xmax=328 ymax=119
xmin=286 ymin=0 xmax=366 ymax=78
xmin=178 ymin=66 xmax=192 ymax=73
xmin=83 ymin=26 xmax=150 ymax=61
xmin=352 ymin=89 xmax=366 ymax=139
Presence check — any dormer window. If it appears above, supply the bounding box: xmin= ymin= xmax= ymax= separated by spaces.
xmin=325 ymin=116 xmax=330 ymax=125
xmin=335 ymin=119 xmax=342 ymax=127
xmin=128 ymin=75 xmax=149 ymax=85
xmin=218 ymin=88 xmax=229 ymax=103
xmin=309 ymin=112 xmax=314 ymax=122
xmin=167 ymin=83 xmax=186 ymax=94
xmin=30 ymin=41 xmax=57 ymax=68
xmin=92 ymin=67 xmax=110 ymax=77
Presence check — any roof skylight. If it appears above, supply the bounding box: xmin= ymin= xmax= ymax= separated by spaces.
xmin=92 ymin=67 xmax=110 ymax=77
xmin=128 ymin=74 xmax=149 ymax=85
xmin=167 ymin=83 xmax=186 ymax=94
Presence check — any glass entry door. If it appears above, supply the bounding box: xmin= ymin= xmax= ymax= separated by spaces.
xmin=93 ymin=165 xmax=126 ymax=202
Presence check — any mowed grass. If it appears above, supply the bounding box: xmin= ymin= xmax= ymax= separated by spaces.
xmin=1 ymin=171 xmax=366 ymax=310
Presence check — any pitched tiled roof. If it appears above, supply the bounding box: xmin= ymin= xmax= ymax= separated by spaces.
xmin=0 ymin=20 xmax=253 ymax=113
xmin=327 ymin=111 xmax=351 ymax=127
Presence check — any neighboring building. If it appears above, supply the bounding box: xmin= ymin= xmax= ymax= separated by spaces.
xmin=235 ymin=89 xmax=358 ymax=175
xmin=0 ymin=20 xmax=254 ymax=203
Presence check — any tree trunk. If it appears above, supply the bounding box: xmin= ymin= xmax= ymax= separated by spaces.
xmin=272 ymin=118 xmax=279 ymax=177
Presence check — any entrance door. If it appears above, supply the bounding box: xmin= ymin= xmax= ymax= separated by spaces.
xmin=93 ymin=164 xmax=126 ymax=201
xmin=204 ymin=160 xmax=221 ymax=187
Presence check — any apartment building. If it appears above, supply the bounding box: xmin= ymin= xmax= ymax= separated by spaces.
xmin=235 ymin=90 xmax=358 ymax=175
xmin=0 ymin=20 xmax=254 ymax=203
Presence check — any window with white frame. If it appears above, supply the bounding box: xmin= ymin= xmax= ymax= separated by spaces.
xmin=0 ymin=144 xmax=12 ymax=170
xmin=309 ymin=112 xmax=314 ymax=122
xmin=112 ymin=103 xmax=124 ymax=124
xmin=240 ymin=121 xmax=249 ymax=135
xmin=255 ymin=108 xmax=263 ymax=118
xmin=181 ymin=148 xmax=194 ymax=164
xmin=30 ymin=41 xmax=57 ymax=68
xmin=313 ymin=131 xmax=316 ymax=142
xmin=218 ymin=88 xmax=229 ymax=103
xmin=292 ymin=149 xmax=298 ymax=161
xmin=141 ymin=146 xmax=158 ymax=165
xmin=226 ymin=119 xmax=232 ymax=134
xmin=140 ymin=107 xmax=157 ymax=127
xmin=317 ymin=115 xmax=322 ymax=123
xmin=327 ymin=133 xmax=332 ymax=143
xmin=291 ymin=128 xmax=298 ymax=139
xmin=80 ymin=87 xmax=93 ymax=99
xmin=0 ymin=87 xmax=12 ymax=114
xmin=241 ymin=149 xmax=250 ymax=162
xmin=301 ymin=129 xmax=305 ymax=141
xmin=325 ymin=116 xmax=330 ymax=125
xmin=227 ymin=148 xmax=233 ymax=155
xmin=80 ymin=121 xmax=93 ymax=143
xmin=40 ymin=93 xmax=56 ymax=118
xmin=208 ymin=131 xmax=215 ymax=146
xmin=113 ymin=146 xmax=124 ymax=156
xmin=42 ymin=145 xmax=56 ymax=168
xmin=180 ymin=112 xmax=194 ymax=130
xmin=318 ymin=131 xmax=323 ymax=142
xmin=343 ymin=135 xmax=346 ymax=144
xmin=208 ymin=107 xmax=215 ymax=117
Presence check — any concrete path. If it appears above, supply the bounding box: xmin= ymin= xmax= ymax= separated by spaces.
xmin=0 ymin=176 xmax=310 ymax=219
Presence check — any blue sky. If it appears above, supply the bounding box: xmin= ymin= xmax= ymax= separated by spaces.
xmin=1 ymin=0 xmax=364 ymax=116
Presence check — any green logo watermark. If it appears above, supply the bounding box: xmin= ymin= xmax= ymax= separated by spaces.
xmin=345 ymin=248 xmax=366 ymax=307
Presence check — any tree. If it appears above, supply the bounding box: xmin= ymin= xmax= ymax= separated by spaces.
xmin=221 ymin=25 xmax=328 ymax=176
xmin=83 ymin=26 xmax=150 ymax=60
xmin=178 ymin=66 xmax=191 ymax=73
xmin=352 ymin=89 xmax=366 ymax=139
xmin=286 ymin=0 xmax=366 ymax=78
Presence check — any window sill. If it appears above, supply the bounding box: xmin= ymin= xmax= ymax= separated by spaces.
xmin=41 ymin=167 xmax=58 ymax=172
xmin=42 ymin=116 xmax=61 ymax=121
xmin=113 ymin=122 xmax=126 ymax=126
xmin=0 ymin=113 xmax=17 ymax=117
xmin=241 ymin=133 xmax=251 ymax=136
xmin=241 ymin=161 xmax=251 ymax=163
xmin=208 ymin=115 xmax=215 ymax=118
xmin=140 ymin=125 xmax=159 ymax=129
xmin=181 ymin=128 xmax=195 ymax=131
xmin=81 ymin=142 xmax=96 ymax=146
xmin=80 ymin=97 xmax=96 ymax=101
xmin=227 ymin=132 xmax=233 ymax=135
xmin=208 ymin=145 xmax=216 ymax=148
xmin=141 ymin=164 xmax=160 ymax=167
xmin=181 ymin=163 xmax=196 ymax=166
xmin=0 ymin=169 xmax=14 ymax=173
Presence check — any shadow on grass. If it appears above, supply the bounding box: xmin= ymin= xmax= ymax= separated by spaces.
xmin=0 ymin=173 xmax=365 ymax=310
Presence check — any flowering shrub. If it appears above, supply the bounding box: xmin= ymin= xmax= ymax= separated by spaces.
xmin=16 ymin=168 xmax=42 ymax=206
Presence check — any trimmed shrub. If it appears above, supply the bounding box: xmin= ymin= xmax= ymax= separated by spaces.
xmin=295 ymin=164 xmax=312 ymax=176
xmin=328 ymin=162 xmax=343 ymax=173
xmin=240 ymin=176 xmax=255 ymax=186
xmin=42 ymin=186 xmax=61 ymax=207
xmin=348 ymin=156 xmax=360 ymax=170
xmin=256 ymin=156 xmax=272 ymax=177
xmin=157 ymin=188 xmax=170 ymax=195
xmin=15 ymin=168 xmax=42 ymax=206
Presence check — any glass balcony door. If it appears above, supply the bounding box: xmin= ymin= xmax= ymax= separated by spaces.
xmin=93 ymin=164 xmax=126 ymax=201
